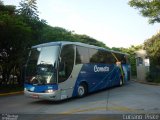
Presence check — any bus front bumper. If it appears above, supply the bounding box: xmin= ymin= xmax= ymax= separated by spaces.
xmin=24 ymin=90 xmax=59 ymax=101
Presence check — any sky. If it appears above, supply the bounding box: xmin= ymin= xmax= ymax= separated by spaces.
xmin=3 ymin=0 xmax=160 ymax=48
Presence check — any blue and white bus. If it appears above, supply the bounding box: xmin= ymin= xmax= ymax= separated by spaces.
xmin=24 ymin=41 xmax=130 ymax=100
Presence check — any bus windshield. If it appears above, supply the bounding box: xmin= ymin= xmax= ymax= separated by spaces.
xmin=25 ymin=45 xmax=60 ymax=85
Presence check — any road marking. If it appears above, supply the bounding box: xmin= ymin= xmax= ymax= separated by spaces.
xmin=0 ymin=91 xmax=23 ymax=96
xmin=60 ymin=107 xmax=106 ymax=114
xmin=60 ymin=105 xmax=138 ymax=114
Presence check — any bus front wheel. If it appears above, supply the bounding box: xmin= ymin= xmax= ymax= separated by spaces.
xmin=77 ymin=83 xmax=87 ymax=97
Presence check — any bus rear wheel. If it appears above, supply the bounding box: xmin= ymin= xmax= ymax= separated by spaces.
xmin=77 ymin=83 xmax=87 ymax=97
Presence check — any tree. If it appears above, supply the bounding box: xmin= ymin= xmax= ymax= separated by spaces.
xmin=17 ymin=0 xmax=46 ymax=44
xmin=41 ymin=25 xmax=74 ymax=42
xmin=0 ymin=0 xmax=3 ymax=5
xmin=129 ymin=0 xmax=160 ymax=24
xmin=74 ymin=34 xmax=108 ymax=48
xmin=0 ymin=0 xmax=46 ymax=85
xmin=0 ymin=4 xmax=32 ymax=85
xmin=144 ymin=32 xmax=160 ymax=65
xmin=41 ymin=25 xmax=109 ymax=48
xmin=17 ymin=0 xmax=39 ymax=20
xmin=0 ymin=0 xmax=109 ymax=86
xmin=0 ymin=0 xmax=16 ymax=15
xmin=144 ymin=32 xmax=160 ymax=82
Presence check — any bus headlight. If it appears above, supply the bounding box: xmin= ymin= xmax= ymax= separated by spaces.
xmin=45 ymin=89 xmax=55 ymax=93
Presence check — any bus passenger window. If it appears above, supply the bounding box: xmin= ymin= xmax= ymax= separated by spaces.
xmin=89 ymin=49 xmax=115 ymax=64
xmin=58 ymin=45 xmax=75 ymax=83
xmin=76 ymin=46 xmax=89 ymax=64
xmin=89 ymin=49 xmax=99 ymax=63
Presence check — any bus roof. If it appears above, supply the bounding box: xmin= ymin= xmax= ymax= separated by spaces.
xmin=32 ymin=41 xmax=128 ymax=56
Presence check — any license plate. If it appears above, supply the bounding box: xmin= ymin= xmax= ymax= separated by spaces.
xmin=31 ymin=94 xmax=39 ymax=99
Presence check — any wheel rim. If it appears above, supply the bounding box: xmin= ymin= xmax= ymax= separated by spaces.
xmin=78 ymin=86 xmax=85 ymax=96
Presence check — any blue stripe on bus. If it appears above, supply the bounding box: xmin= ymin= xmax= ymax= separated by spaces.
xmin=24 ymin=84 xmax=58 ymax=93
xmin=90 ymin=65 xmax=118 ymax=91
xmin=72 ymin=64 xmax=122 ymax=97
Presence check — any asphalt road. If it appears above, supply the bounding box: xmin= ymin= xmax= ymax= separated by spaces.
xmin=0 ymin=81 xmax=160 ymax=119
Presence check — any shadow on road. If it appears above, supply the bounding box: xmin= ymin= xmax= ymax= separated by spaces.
xmin=29 ymin=97 xmax=78 ymax=105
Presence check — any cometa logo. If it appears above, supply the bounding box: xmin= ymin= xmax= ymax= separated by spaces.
xmin=94 ymin=65 xmax=109 ymax=72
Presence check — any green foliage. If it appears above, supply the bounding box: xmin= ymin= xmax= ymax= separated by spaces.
xmin=41 ymin=25 xmax=109 ymax=48
xmin=0 ymin=5 xmax=33 ymax=85
xmin=144 ymin=32 xmax=160 ymax=65
xmin=17 ymin=0 xmax=45 ymax=45
xmin=17 ymin=0 xmax=39 ymax=20
xmin=0 ymin=5 xmax=16 ymax=15
xmin=0 ymin=0 xmax=3 ymax=5
xmin=0 ymin=2 xmax=35 ymax=85
xmin=73 ymin=34 xmax=108 ymax=48
xmin=146 ymin=67 xmax=160 ymax=83
xmin=0 ymin=0 xmax=109 ymax=86
xmin=144 ymin=32 xmax=160 ymax=83
xmin=41 ymin=25 xmax=74 ymax=42
xmin=129 ymin=0 xmax=160 ymax=24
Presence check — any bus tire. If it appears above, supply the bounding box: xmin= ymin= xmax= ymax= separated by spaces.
xmin=77 ymin=83 xmax=87 ymax=97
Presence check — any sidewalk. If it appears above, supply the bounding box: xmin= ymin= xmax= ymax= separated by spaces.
xmin=0 ymin=85 xmax=24 ymax=96
xmin=132 ymin=79 xmax=160 ymax=86
xmin=0 ymin=91 xmax=23 ymax=96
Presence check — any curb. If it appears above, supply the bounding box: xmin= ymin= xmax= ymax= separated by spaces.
xmin=131 ymin=79 xmax=160 ymax=86
xmin=0 ymin=91 xmax=24 ymax=96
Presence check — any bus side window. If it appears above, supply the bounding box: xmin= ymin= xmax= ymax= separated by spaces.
xmin=89 ymin=49 xmax=99 ymax=63
xmin=58 ymin=45 xmax=75 ymax=83
xmin=76 ymin=46 xmax=89 ymax=64
xmin=106 ymin=52 xmax=116 ymax=64
xmin=89 ymin=49 xmax=115 ymax=64
xmin=120 ymin=55 xmax=126 ymax=64
xmin=113 ymin=53 xmax=127 ymax=64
